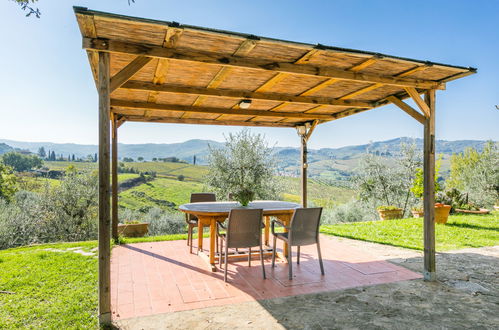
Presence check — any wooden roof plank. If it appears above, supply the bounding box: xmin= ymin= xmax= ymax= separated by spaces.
xmin=83 ymin=38 xmax=445 ymax=90
xmin=121 ymin=80 xmax=374 ymax=108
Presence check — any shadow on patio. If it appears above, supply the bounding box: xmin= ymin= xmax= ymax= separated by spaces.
xmin=110 ymin=234 xmax=421 ymax=321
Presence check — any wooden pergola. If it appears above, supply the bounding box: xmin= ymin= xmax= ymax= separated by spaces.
xmin=74 ymin=7 xmax=475 ymax=324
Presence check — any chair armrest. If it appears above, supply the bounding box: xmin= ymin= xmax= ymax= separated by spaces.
xmin=271 ymin=219 xmax=289 ymax=235
xmin=216 ymin=221 xmax=226 ymax=236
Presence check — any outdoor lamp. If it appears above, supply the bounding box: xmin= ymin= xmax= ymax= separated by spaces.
xmin=296 ymin=125 xmax=307 ymax=136
xmin=238 ymin=99 xmax=252 ymax=109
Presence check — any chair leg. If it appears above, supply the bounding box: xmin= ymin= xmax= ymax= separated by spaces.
xmin=271 ymin=235 xmax=277 ymax=268
xmin=288 ymin=244 xmax=293 ymax=280
xmin=219 ymin=237 xmax=223 ymax=267
xmin=260 ymin=244 xmax=266 ymax=279
xmin=317 ymin=240 xmax=325 ymax=275
xmin=297 ymin=246 xmax=300 ymax=264
xmin=248 ymin=247 xmax=251 ymax=267
xmin=189 ymin=226 xmax=193 ymax=254
xmin=224 ymin=243 xmax=229 ymax=282
xmin=216 ymin=233 xmax=219 ymax=254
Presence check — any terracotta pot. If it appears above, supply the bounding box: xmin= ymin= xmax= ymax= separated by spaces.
xmin=434 ymin=205 xmax=451 ymax=224
xmin=377 ymin=209 xmax=403 ymax=220
xmin=411 ymin=210 xmax=424 ymax=218
xmin=118 ymin=223 xmax=149 ymax=237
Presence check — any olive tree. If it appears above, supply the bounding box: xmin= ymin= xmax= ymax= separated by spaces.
xmin=1 ymin=151 xmax=43 ymax=172
xmin=353 ymin=143 xmax=422 ymax=217
xmin=0 ymin=161 xmax=17 ymax=202
xmin=447 ymin=141 xmax=499 ymax=207
xmin=206 ymin=129 xmax=281 ymax=205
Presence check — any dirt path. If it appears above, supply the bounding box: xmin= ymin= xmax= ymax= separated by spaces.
xmin=115 ymin=238 xmax=499 ymax=329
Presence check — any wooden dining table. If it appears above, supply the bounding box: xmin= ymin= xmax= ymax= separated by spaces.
xmin=179 ymin=200 xmax=300 ymax=271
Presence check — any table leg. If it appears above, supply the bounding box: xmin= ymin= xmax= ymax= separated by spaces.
xmin=209 ymin=218 xmax=216 ymax=266
xmin=197 ymin=219 xmax=203 ymax=253
xmin=264 ymin=216 xmax=270 ymax=246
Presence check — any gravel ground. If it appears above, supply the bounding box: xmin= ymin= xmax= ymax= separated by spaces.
xmin=115 ymin=238 xmax=499 ymax=330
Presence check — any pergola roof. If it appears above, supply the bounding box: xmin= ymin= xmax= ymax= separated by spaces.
xmin=75 ymin=7 xmax=476 ymax=128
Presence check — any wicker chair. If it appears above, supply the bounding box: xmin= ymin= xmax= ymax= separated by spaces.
xmin=217 ymin=208 xmax=266 ymax=282
xmin=186 ymin=193 xmax=216 ymax=253
xmin=271 ymin=207 xmax=324 ymax=280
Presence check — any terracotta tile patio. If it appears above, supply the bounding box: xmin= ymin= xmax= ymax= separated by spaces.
xmin=110 ymin=235 xmax=421 ymax=321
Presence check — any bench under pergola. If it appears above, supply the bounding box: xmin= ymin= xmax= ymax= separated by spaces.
xmin=74 ymin=7 xmax=475 ymax=324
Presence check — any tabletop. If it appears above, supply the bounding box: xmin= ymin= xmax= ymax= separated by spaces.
xmin=179 ymin=200 xmax=300 ymax=216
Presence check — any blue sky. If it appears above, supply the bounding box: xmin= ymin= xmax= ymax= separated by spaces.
xmin=0 ymin=0 xmax=497 ymax=149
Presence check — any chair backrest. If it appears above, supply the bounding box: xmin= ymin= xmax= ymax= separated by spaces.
xmin=188 ymin=193 xmax=216 ymax=221
xmin=190 ymin=193 xmax=217 ymax=203
xmin=289 ymin=207 xmax=323 ymax=246
xmin=226 ymin=208 xmax=263 ymax=249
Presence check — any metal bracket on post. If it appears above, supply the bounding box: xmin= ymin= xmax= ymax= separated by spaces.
xmin=296 ymin=121 xmax=318 ymax=208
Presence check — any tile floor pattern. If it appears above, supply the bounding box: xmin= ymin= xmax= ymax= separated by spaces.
xmin=111 ymin=235 xmax=421 ymax=320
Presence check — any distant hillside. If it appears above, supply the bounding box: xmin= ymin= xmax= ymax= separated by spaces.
xmin=0 ymin=139 xmax=224 ymax=164
xmin=0 ymin=143 xmax=14 ymax=155
xmin=0 ymin=137 xmax=492 ymax=169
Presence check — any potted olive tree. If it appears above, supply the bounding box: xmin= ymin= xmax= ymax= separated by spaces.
xmin=206 ymin=129 xmax=281 ymax=206
xmin=377 ymin=205 xmax=404 ymax=220
xmin=410 ymin=161 xmax=451 ymax=223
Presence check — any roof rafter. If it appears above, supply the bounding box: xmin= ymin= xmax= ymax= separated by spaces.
xmin=83 ymin=37 xmax=445 ymax=90
xmin=189 ymin=37 xmax=259 ymax=112
xmin=110 ymin=56 xmax=152 ymax=92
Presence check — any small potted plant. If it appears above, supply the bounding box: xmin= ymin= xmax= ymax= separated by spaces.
xmin=434 ymin=203 xmax=452 ymax=224
xmin=411 ymin=206 xmax=424 ymax=218
xmin=118 ymin=220 xmax=149 ymax=237
xmin=232 ymin=187 xmax=255 ymax=207
xmin=377 ymin=205 xmax=403 ymax=220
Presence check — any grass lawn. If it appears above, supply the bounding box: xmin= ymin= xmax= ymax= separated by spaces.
xmin=321 ymin=212 xmax=499 ymax=251
xmin=0 ymin=241 xmax=99 ymax=329
xmin=0 ymin=234 xmax=205 ymax=329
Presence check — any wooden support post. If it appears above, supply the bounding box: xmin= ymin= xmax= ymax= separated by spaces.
xmin=98 ymin=51 xmax=112 ymax=324
xmin=423 ymin=89 xmax=436 ymax=281
xmin=301 ymin=134 xmax=308 ymax=207
xmin=111 ymin=115 xmax=118 ymax=241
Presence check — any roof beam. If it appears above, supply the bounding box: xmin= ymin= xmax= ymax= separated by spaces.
xmin=110 ymin=56 xmax=152 ymax=92
xmin=84 ymin=38 xmax=444 ymax=90
xmin=120 ymin=115 xmax=297 ymax=128
xmin=387 ymin=95 xmax=426 ymax=125
xmin=111 ymin=99 xmax=338 ymax=120
xmin=121 ymin=81 xmax=374 ymax=108
xmin=304 ymin=119 xmax=319 ymax=141
xmin=329 ymin=108 xmax=371 ymax=121
xmin=405 ymin=87 xmax=431 ymax=117
xmin=163 ymin=27 xmax=183 ymax=48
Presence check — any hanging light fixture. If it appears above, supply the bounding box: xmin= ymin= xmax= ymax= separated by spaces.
xmin=238 ymin=99 xmax=252 ymax=109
